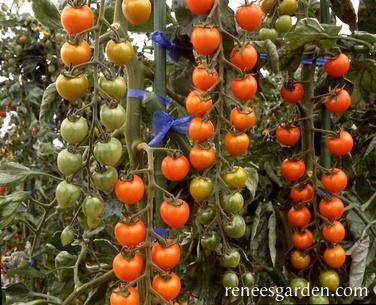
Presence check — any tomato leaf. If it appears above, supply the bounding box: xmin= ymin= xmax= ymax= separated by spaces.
xmin=268 ymin=206 xmax=277 ymax=266
xmin=358 ymin=0 xmax=376 ymax=34
xmin=245 ymin=167 xmax=259 ymax=200
xmin=0 ymin=191 xmax=30 ymax=230
xmin=0 ymin=161 xmax=32 ymax=186
xmin=264 ymin=39 xmax=279 ymax=74
xmin=347 ymin=235 xmax=370 ymax=288
xmin=31 ymin=0 xmax=61 ymax=30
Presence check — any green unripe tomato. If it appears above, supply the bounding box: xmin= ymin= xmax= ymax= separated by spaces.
xmin=57 ymin=149 xmax=82 ymax=176
xmin=222 ymin=271 xmax=239 ymax=288
xmin=221 ymin=192 xmax=244 ymax=214
xmin=224 ymin=214 xmax=246 ymax=239
xmin=99 ymin=76 xmax=127 ymax=100
xmin=242 ymin=272 xmax=255 ymax=287
xmin=55 ymin=180 xmax=81 ymax=209
xmin=222 ymin=249 xmax=241 ymax=268
xmin=279 ymin=0 xmax=298 ymax=15
xmin=319 ymin=270 xmax=340 ymax=291
xmin=309 ymin=295 xmax=330 ymax=304
xmin=60 ymin=117 xmax=89 ymax=145
xmin=87 ymin=217 xmax=101 ymax=229
xmin=258 ymin=28 xmax=278 ymax=41
xmin=290 ymin=278 xmax=309 ymax=299
xmin=100 ymin=104 xmax=126 ymax=131
xmin=93 ymin=137 xmax=122 ymax=166
xmin=197 ymin=206 xmax=216 ymax=225
xmin=189 ymin=176 xmax=213 ymax=203
xmin=60 ymin=226 xmax=75 ymax=246
xmin=82 ymin=196 xmax=104 ymax=219
xmin=275 ymin=15 xmax=293 ymax=32
xmin=222 ymin=166 xmax=248 ymax=189
xmin=200 ymin=232 xmax=221 ymax=251
xmin=92 ymin=166 xmax=118 ymax=193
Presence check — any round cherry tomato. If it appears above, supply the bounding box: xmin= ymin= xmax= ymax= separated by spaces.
xmin=185 ymin=0 xmax=214 ymax=15
xmin=222 ymin=271 xmax=239 ymax=288
xmin=151 ymin=240 xmax=181 ymax=271
xmin=224 ymin=133 xmax=249 ymax=156
xmin=115 ymin=175 xmax=145 ymax=205
xmin=106 ymin=40 xmax=134 ymax=65
xmin=280 ymin=81 xmax=304 ymax=104
xmin=292 ymin=229 xmax=313 ymax=250
xmin=224 ymin=214 xmax=246 ymax=239
xmin=261 ymin=0 xmax=277 ymax=13
xmin=221 ymin=192 xmax=244 ymax=214
xmin=152 ymin=272 xmax=181 ymax=301
xmin=279 ymin=0 xmax=298 ymax=15
xmin=324 ymin=53 xmax=350 ymax=78
xmin=0 ymin=109 xmax=6 ymax=118
xmin=242 ymin=272 xmax=255 ymax=287
xmin=319 ymin=270 xmax=340 ymax=291
xmin=275 ymin=15 xmax=293 ymax=32
xmin=82 ymin=196 xmax=104 ymax=219
xmin=60 ymin=40 xmax=91 ymax=67
xmin=222 ymin=249 xmax=241 ymax=268
xmin=191 ymin=26 xmax=220 ymax=55
xmin=56 ymin=74 xmax=88 ymax=102
xmin=323 ymin=245 xmax=346 ymax=268
xmin=258 ymin=28 xmax=278 ymax=41
xmin=288 ymin=206 xmax=311 ymax=228
xmin=231 ymin=75 xmax=257 ymax=101
xmin=60 ymin=226 xmax=75 ymax=246
xmin=319 ymin=197 xmax=344 ymax=221
xmin=192 ymin=65 xmax=218 ymax=91
xmin=87 ymin=217 xmax=101 ymax=229
xmin=61 ymin=5 xmax=94 ymax=35
xmin=230 ymin=106 xmax=256 ymax=131
xmin=99 ymin=76 xmax=127 ymax=100
xmin=290 ymin=277 xmax=309 ymax=300
xmin=60 ymin=116 xmax=89 ymax=145
xmin=114 ymin=219 xmax=146 ymax=247
xmin=230 ymin=44 xmax=257 ymax=71
xmin=110 ymin=287 xmax=139 ymax=305
xmin=122 ymin=0 xmax=151 ymax=25
xmin=94 ymin=137 xmax=122 ymax=166
xmin=324 ymin=88 xmax=351 ymax=113
xmin=235 ymin=4 xmax=263 ymax=31
xmin=276 ymin=124 xmax=300 ymax=146
xmin=113 ymin=251 xmax=144 ymax=282
xmin=321 ymin=168 xmax=347 ymax=193
xmin=185 ymin=91 xmax=213 ymax=117
xmin=222 ymin=166 xmax=248 ymax=189
xmin=280 ymin=159 xmax=306 ymax=181
xmin=161 ymin=155 xmax=190 ymax=181
xmin=201 ymin=231 xmax=220 ymax=251
xmin=189 ymin=117 xmax=214 ymax=143
xmin=291 ymin=250 xmax=310 ymax=269
xmin=92 ymin=166 xmax=118 ymax=193
xmin=100 ymin=104 xmax=126 ymax=131
xmin=189 ymin=176 xmax=213 ymax=202
xmin=0 ymin=186 xmax=6 ymax=194
xmin=56 ymin=180 xmax=81 ymax=209
xmin=160 ymin=199 xmax=190 ymax=228
xmin=189 ymin=145 xmax=215 ymax=171
xmin=290 ymin=184 xmax=314 ymax=203
xmin=322 ymin=220 xmax=345 ymax=243
xmin=197 ymin=206 xmax=216 ymax=225
xmin=57 ymin=149 xmax=82 ymax=176
xmin=326 ymin=130 xmax=353 ymax=156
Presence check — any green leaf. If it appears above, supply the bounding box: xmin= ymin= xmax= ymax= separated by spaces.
xmin=245 ymin=167 xmax=259 ymax=200
xmin=0 ymin=161 xmax=32 ymax=187
xmin=330 ymin=0 xmax=357 ymax=31
xmin=0 ymin=191 xmax=30 ymax=229
xmin=365 ymin=136 xmax=376 ymax=157
xmin=358 ymin=0 xmax=376 ymax=34
xmin=31 ymin=0 xmax=61 ymax=30
xmin=264 ymin=39 xmax=279 ymax=74
xmin=347 ymin=235 xmax=370 ymax=288
xmin=268 ymin=207 xmax=277 ymax=266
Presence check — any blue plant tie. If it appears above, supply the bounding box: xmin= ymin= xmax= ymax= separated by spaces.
xmin=127 ymin=88 xmax=171 ymax=105
xmin=316 ymin=187 xmax=331 ymax=198
xmin=153 ymin=227 xmax=170 ymax=238
xmin=148 ymin=110 xmax=193 ymax=147
xmin=151 ymin=30 xmax=193 ymax=61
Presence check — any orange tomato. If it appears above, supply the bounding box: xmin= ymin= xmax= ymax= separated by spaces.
xmin=191 ymin=27 xmax=220 ymax=55
xmin=60 ymin=5 xmax=94 ymax=35
xmin=292 ymin=229 xmax=313 ymax=250
xmin=280 ymin=81 xmax=304 ymax=104
xmin=290 ymin=184 xmax=314 ymax=203
xmin=192 ymin=65 xmax=219 ymax=91
xmin=323 ymin=245 xmax=346 ymax=268
xmin=224 ymin=133 xmax=249 ymax=156
xmin=291 ymin=250 xmax=310 ymax=269
xmin=60 ymin=40 xmax=91 ymax=67
xmin=114 ymin=219 xmax=146 ymax=247
xmin=189 ymin=145 xmax=215 ymax=171
xmin=188 ymin=117 xmax=214 ymax=143
xmin=280 ymin=159 xmax=306 ymax=181
xmin=115 ymin=175 xmax=145 ymax=205
xmin=324 ymin=88 xmax=351 ymax=113
xmin=160 ymin=199 xmax=190 ymax=228
xmin=288 ymin=206 xmax=311 ymax=228
xmin=185 ymin=91 xmax=212 ymax=117
xmin=276 ymin=124 xmax=301 ymax=147
xmin=230 ymin=75 xmax=257 ymax=101
xmin=152 ymin=272 xmax=181 ymax=301
xmin=110 ymin=287 xmax=139 ymax=305
xmin=319 ymin=197 xmax=344 ymax=221
xmin=322 ymin=221 xmax=345 ymax=243
xmin=122 ymin=0 xmax=152 ymax=26
xmin=229 ymin=106 xmax=256 ymax=131
xmin=161 ymin=155 xmax=190 ymax=181
xmin=326 ymin=130 xmax=353 ymax=156
xmin=235 ymin=4 xmax=263 ymax=31
xmin=185 ymin=0 xmax=214 ymax=15
xmin=324 ymin=53 xmax=350 ymax=78
xmin=151 ymin=240 xmax=181 ymax=271
xmin=321 ymin=168 xmax=347 ymax=193
xmin=113 ymin=251 xmax=143 ymax=282
xmin=230 ymin=44 xmax=258 ymax=71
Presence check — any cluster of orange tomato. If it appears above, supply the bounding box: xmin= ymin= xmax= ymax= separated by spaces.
xmin=276 ymin=53 xmax=352 ymax=290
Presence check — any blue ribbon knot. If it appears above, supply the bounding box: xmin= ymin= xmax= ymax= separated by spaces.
xmin=127 ymin=88 xmax=171 ymax=105
xmin=148 ymin=111 xmax=193 ymax=147
xmin=151 ymin=30 xmax=193 ymax=61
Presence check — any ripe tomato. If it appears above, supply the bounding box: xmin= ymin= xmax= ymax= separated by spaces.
xmin=290 ymin=184 xmax=314 ymax=203
xmin=231 ymin=75 xmax=257 ymax=101
xmin=275 ymin=15 xmax=293 ymax=33
xmin=288 ymin=206 xmax=311 ymax=228
xmin=185 ymin=0 xmax=214 ymax=15
xmin=324 ymin=88 xmax=351 ymax=113
xmin=94 ymin=137 xmax=122 ymax=166
xmin=322 ymin=221 xmax=345 ymax=243
xmin=110 ymin=287 xmax=139 ymax=305
xmin=113 ymin=251 xmax=143 ymax=282
xmin=152 ymin=272 xmax=181 ymax=301
xmin=189 ymin=117 xmax=214 ymax=143
xmin=280 ymin=159 xmax=306 ymax=181
xmin=230 ymin=106 xmax=256 ymax=131
xmin=323 ymin=245 xmax=346 ymax=268
xmin=106 ymin=40 xmax=134 ymax=65
xmin=61 ymin=5 xmax=94 ymax=35
xmin=276 ymin=124 xmax=300 ymax=146
xmin=99 ymin=76 xmax=127 ymax=100
xmin=122 ymin=0 xmax=151 ymax=25
xmin=185 ymin=91 xmax=213 ymax=117
xmin=160 ymin=199 xmax=190 ymax=228
xmin=0 ymin=186 xmax=6 ymax=194
xmin=0 ymin=108 xmax=6 ymax=118
xmin=161 ymin=155 xmax=190 ymax=181
xmin=92 ymin=165 xmax=118 ymax=193
xmin=224 ymin=133 xmax=249 ymax=156
xmin=221 ymin=192 xmax=244 ymax=214
xmin=56 ymin=74 xmax=88 ymax=102
xmin=189 ymin=176 xmax=213 ymax=202
xmin=280 ymin=81 xmax=304 ymax=104
xmin=57 ymin=149 xmax=82 ymax=176
xmin=326 ymin=130 xmax=353 ymax=156
xmin=82 ymin=196 xmax=104 ymax=219
xmin=230 ymin=44 xmax=257 ymax=71
xmin=60 ymin=116 xmax=89 ymax=145
xmin=114 ymin=219 xmax=146 ymax=247
xmin=319 ymin=270 xmax=340 ymax=291
xmin=321 ymin=168 xmax=347 ymax=193
xmin=189 ymin=145 xmax=215 ymax=171
xmin=292 ymin=229 xmax=313 ymax=250
xmin=222 ymin=166 xmax=248 ymax=189
xmin=60 ymin=41 xmax=91 ymax=67
xmin=151 ymin=240 xmax=181 ymax=271
xmin=279 ymin=0 xmax=298 ymax=15
xmin=100 ymin=104 xmax=126 ymax=132
xmin=224 ymin=214 xmax=246 ymax=238
xmin=291 ymin=250 xmax=310 ymax=269
xmin=191 ymin=27 xmax=220 ymax=55
xmin=115 ymin=175 xmax=145 ymax=205
xmin=192 ymin=65 xmax=219 ymax=91
xmin=319 ymin=197 xmax=344 ymax=221
xmin=55 ymin=180 xmax=81 ymax=209
xmin=324 ymin=53 xmax=350 ymax=78
xmin=235 ymin=4 xmax=263 ymax=31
